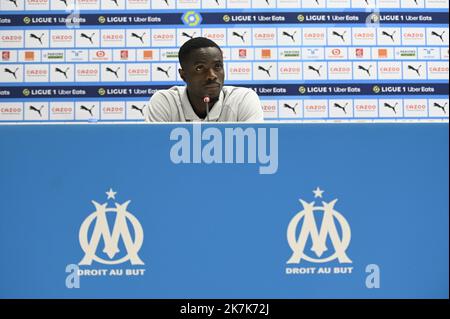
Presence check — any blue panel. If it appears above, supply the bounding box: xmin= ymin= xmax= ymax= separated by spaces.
xmin=0 ymin=123 xmax=448 ymax=298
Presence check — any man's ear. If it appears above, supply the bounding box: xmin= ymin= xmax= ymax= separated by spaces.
xmin=178 ymin=68 xmax=186 ymax=82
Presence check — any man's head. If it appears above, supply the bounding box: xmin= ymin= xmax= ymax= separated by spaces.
xmin=178 ymin=37 xmax=225 ymax=101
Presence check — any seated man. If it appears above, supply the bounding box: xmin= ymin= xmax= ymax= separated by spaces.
xmin=144 ymin=37 xmax=264 ymax=122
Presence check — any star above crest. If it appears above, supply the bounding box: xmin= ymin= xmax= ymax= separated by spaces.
xmin=106 ymin=188 xmax=117 ymax=200
xmin=313 ymin=187 xmax=324 ymax=198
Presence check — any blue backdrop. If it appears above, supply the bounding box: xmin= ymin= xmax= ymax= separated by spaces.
xmin=0 ymin=123 xmax=448 ymax=298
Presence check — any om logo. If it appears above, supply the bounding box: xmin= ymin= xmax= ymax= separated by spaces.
xmin=287 ymin=188 xmax=352 ymax=264
xmin=79 ymin=189 xmax=144 ymax=265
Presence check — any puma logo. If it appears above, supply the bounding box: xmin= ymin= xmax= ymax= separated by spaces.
xmin=407 ymin=64 xmax=422 ymax=76
xmin=30 ymin=33 xmax=45 ymax=45
xmin=4 ymin=67 xmax=19 ymax=79
xmin=156 ymin=66 xmax=171 ymax=78
xmin=257 ymin=65 xmax=272 ymax=77
xmin=358 ymin=65 xmax=372 ymax=76
xmin=283 ymin=103 xmax=298 ymax=114
xmin=282 ymin=31 xmax=297 ymax=43
xmin=131 ymin=32 xmax=146 ymax=44
xmin=383 ymin=102 xmax=398 ymax=114
xmin=333 ymin=102 xmax=348 ymax=114
xmin=308 ymin=65 xmax=322 ymax=76
xmin=332 ymin=30 xmax=346 ymax=42
xmin=431 ymin=31 xmax=445 ymax=42
xmin=80 ymin=104 xmax=95 ymax=116
xmin=55 ymin=67 xmax=69 ymax=79
xmin=181 ymin=32 xmax=196 ymax=39
xmin=433 ymin=102 xmax=447 ymax=114
xmin=232 ymin=31 xmax=246 ymax=43
xmin=382 ymin=30 xmax=396 ymax=42
xmin=106 ymin=66 xmax=120 ymax=78
xmin=80 ymin=32 xmax=95 ymax=44
xmin=131 ymin=104 xmax=146 ymax=116
xmin=29 ymin=105 xmax=44 ymax=117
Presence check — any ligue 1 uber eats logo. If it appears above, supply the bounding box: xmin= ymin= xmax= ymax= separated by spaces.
xmin=286 ymin=187 xmax=353 ymax=275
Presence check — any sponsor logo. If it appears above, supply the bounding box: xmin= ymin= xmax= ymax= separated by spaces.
xmin=131 ymin=104 xmax=145 ymax=116
xmin=2 ymin=51 xmax=10 ymax=61
xmin=106 ymin=66 xmax=120 ymax=78
xmin=281 ymin=30 xmax=297 ymax=43
xmin=181 ymin=11 xmax=202 ymax=27
xmin=407 ymin=64 xmax=422 ymax=76
xmin=257 ymin=65 xmax=272 ymax=77
xmin=3 ymin=67 xmax=19 ymax=79
xmin=232 ymin=31 xmax=247 ymax=43
xmin=181 ymin=31 xmax=196 ymax=39
xmin=80 ymin=32 xmax=95 ymax=44
xmin=120 ymin=50 xmax=128 ymax=59
xmin=261 ymin=49 xmax=271 ymax=59
xmin=0 ymin=34 xmax=23 ymax=43
xmin=333 ymin=102 xmax=348 ymax=114
xmin=397 ymin=49 xmax=417 ymax=58
xmin=28 ymin=104 xmax=45 ymax=117
xmin=355 ymin=48 xmax=364 ymax=58
xmin=282 ymin=102 xmax=298 ymax=114
xmin=383 ymin=102 xmax=398 ymax=114
xmin=55 ymin=66 xmax=69 ymax=79
xmin=254 ymin=32 xmax=275 ymax=41
xmin=80 ymin=104 xmax=96 ymax=116
xmin=432 ymin=102 xmax=447 ymax=114
xmin=331 ymin=30 xmax=346 ymax=42
xmin=143 ymin=50 xmax=153 ymax=60
xmin=131 ymin=32 xmax=146 ymax=44
xmin=280 ymin=50 xmax=300 ymax=58
xmin=156 ymin=66 xmax=171 ymax=78
xmin=30 ymin=33 xmax=45 ymax=45
xmin=24 ymin=51 xmax=35 ymax=61
xmin=307 ymin=65 xmax=322 ymax=76
xmin=381 ymin=30 xmax=396 ymax=42
xmin=304 ymin=32 xmax=325 ymax=40
xmin=358 ymin=64 xmax=372 ymax=76
xmin=431 ymin=30 xmax=445 ymax=42
xmin=378 ymin=49 xmax=388 ymax=58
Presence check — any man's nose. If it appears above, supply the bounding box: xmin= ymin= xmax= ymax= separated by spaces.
xmin=206 ymin=67 xmax=217 ymax=80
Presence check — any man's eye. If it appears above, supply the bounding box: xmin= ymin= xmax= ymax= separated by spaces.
xmin=215 ymin=64 xmax=223 ymax=69
xmin=195 ymin=65 xmax=204 ymax=71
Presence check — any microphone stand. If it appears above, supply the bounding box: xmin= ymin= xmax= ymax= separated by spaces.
xmin=203 ymin=96 xmax=210 ymax=122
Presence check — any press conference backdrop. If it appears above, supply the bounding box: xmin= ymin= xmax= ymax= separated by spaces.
xmin=0 ymin=0 xmax=449 ymax=123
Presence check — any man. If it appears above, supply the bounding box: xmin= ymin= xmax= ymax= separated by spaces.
xmin=144 ymin=37 xmax=264 ymax=122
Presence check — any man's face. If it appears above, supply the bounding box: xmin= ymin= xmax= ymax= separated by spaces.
xmin=179 ymin=47 xmax=225 ymax=100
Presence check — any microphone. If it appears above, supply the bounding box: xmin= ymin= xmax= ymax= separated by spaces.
xmin=203 ymin=96 xmax=210 ymax=122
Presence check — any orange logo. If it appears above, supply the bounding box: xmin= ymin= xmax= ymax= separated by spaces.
xmin=25 ymin=51 xmax=35 ymax=61
xmin=378 ymin=49 xmax=388 ymax=58
xmin=261 ymin=49 xmax=271 ymax=59
xmin=143 ymin=50 xmax=153 ymax=60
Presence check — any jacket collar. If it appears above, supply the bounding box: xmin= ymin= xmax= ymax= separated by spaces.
xmin=181 ymin=87 xmax=224 ymax=122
